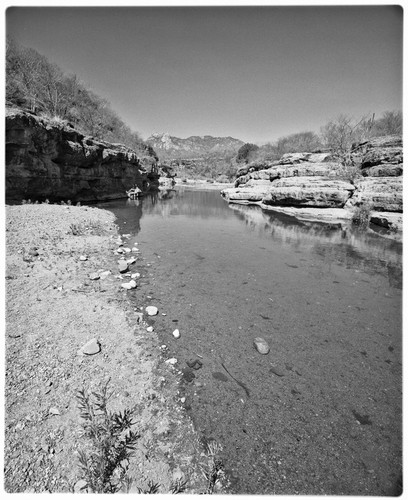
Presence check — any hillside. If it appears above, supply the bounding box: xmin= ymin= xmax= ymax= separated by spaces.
xmin=147 ymin=133 xmax=244 ymax=160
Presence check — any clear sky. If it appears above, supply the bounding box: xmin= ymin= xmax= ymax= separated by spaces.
xmin=6 ymin=3 xmax=403 ymax=144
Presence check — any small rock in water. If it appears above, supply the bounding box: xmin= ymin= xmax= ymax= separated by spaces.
xmin=89 ymin=273 xmax=100 ymax=281
xmin=131 ymin=273 xmax=140 ymax=279
xmin=79 ymin=255 xmax=87 ymax=261
xmin=79 ymin=338 xmax=101 ymax=355
xmin=116 ymin=247 xmax=125 ymax=254
xmin=187 ymin=359 xmax=203 ymax=370
xmin=127 ymin=257 xmax=136 ymax=265
xmin=121 ymin=280 xmax=137 ymax=290
xmin=123 ymin=247 xmax=131 ymax=253
xmin=146 ymin=306 xmax=159 ymax=316
xmin=132 ymin=247 xmax=140 ymax=252
xmin=254 ymin=337 xmax=270 ymax=355
xmin=172 ymin=329 xmax=180 ymax=339
xmin=269 ymin=366 xmax=284 ymax=377
xmin=118 ymin=261 xmax=128 ymax=273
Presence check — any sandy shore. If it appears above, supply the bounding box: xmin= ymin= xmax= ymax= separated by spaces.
xmin=4 ymin=203 xmax=221 ymax=493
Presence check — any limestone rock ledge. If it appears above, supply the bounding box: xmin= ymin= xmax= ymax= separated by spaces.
xmin=6 ymin=109 xmax=160 ymax=203
xmin=221 ymin=136 xmax=403 ymax=231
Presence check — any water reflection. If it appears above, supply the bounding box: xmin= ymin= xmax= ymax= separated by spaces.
xmin=228 ymin=203 xmax=402 ymax=289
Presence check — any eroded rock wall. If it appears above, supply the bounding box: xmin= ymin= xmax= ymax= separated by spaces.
xmin=222 ymin=136 xmax=403 ymax=214
xmin=6 ymin=109 xmax=159 ymax=203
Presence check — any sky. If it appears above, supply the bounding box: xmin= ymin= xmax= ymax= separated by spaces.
xmin=5 ymin=2 xmax=403 ymax=144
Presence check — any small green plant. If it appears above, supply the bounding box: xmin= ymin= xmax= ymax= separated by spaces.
xmin=76 ymin=381 xmax=140 ymax=493
xmin=351 ymin=204 xmax=372 ymax=228
xmin=202 ymin=440 xmax=225 ymax=494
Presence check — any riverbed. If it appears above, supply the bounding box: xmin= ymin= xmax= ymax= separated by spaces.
xmin=98 ymin=187 xmax=402 ymax=495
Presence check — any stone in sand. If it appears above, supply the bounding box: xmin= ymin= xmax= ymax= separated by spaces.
xmin=118 ymin=260 xmax=128 ymax=273
xmin=146 ymin=306 xmax=159 ymax=316
xmin=79 ymin=338 xmax=101 ymax=355
xmin=172 ymin=329 xmax=180 ymax=338
xmin=254 ymin=337 xmax=270 ymax=354
xmin=89 ymin=273 xmax=100 ymax=280
xmin=121 ymin=280 xmax=136 ymax=290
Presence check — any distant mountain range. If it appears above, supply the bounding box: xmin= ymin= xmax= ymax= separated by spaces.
xmin=146 ymin=132 xmax=244 ymax=160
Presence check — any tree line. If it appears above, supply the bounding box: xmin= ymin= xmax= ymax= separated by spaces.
xmin=236 ymin=111 xmax=402 ymax=166
xmin=6 ymin=37 xmax=156 ymax=158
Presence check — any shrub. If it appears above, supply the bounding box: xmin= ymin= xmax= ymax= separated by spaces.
xmin=76 ymin=381 xmax=140 ymax=493
xmin=351 ymin=205 xmax=372 ymax=228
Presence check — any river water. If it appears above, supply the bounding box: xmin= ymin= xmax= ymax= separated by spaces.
xmin=97 ymin=187 xmax=402 ymax=495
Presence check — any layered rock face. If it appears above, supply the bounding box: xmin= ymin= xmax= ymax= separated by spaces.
xmin=6 ymin=109 xmax=160 ymax=203
xmin=221 ymin=136 xmax=403 ymax=220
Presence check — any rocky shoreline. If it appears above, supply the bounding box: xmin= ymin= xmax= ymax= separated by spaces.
xmin=221 ymin=135 xmax=403 ymax=236
xmin=5 ymin=203 xmax=223 ymax=493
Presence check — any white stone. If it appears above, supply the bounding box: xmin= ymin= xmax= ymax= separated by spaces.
xmin=172 ymin=329 xmax=180 ymax=339
xmin=121 ymin=280 xmax=137 ymax=290
xmin=165 ymin=358 xmax=177 ymax=365
xmin=253 ymin=337 xmax=270 ymax=355
xmin=79 ymin=255 xmax=87 ymax=261
xmin=146 ymin=326 xmax=154 ymax=332
xmin=146 ymin=306 xmax=158 ymax=316
xmin=131 ymin=273 xmax=140 ymax=279
xmin=123 ymin=247 xmax=131 ymax=253
xmin=127 ymin=257 xmax=136 ymax=265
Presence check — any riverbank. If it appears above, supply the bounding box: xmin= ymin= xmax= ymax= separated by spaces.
xmin=175 ymin=179 xmax=233 ymax=190
xmin=5 ymin=203 xmax=222 ymax=493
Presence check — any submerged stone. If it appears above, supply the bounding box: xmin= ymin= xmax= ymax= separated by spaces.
xmin=254 ymin=337 xmax=270 ymax=354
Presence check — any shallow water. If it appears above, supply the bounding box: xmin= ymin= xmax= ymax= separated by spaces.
xmin=98 ymin=188 xmax=402 ymax=495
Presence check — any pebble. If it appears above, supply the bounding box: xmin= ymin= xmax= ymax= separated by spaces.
xmin=49 ymin=407 xmax=60 ymax=416
xmin=121 ymin=280 xmax=137 ymax=290
xmin=132 ymin=247 xmax=140 ymax=252
xmin=79 ymin=255 xmax=87 ymax=261
xmin=116 ymin=247 xmax=125 ymax=254
xmin=99 ymin=270 xmax=111 ymax=280
xmin=146 ymin=306 xmax=159 ymax=316
xmin=253 ymin=337 xmax=270 ymax=354
xmin=89 ymin=273 xmax=100 ymax=281
xmin=123 ymin=247 xmax=131 ymax=253
xmin=127 ymin=257 xmax=136 ymax=265
xmin=28 ymin=248 xmax=39 ymax=256
xmin=131 ymin=273 xmax=140 ymax=279
xmin=74 ymin=480 xmax=88 ymax=493
xmin=172 ymin=329 xmax=180 ymax=339
xmin=118 ymin=261 xmax=128 ymax=273
xmin=187 ymin=359 xmax=203 ymax=370
xmin=165 ymin=358 xmax=177 ymax=365
xmin=146 ymin=326 xmax=154 ymax=332
xmin=78 ymin=338 xmax=101 ymax=355
xmin=269 ymin=366 xmax=285 ymax=377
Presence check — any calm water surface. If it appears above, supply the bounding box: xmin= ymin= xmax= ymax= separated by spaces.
xmin=98 ymin=188 xmax=402 ymax=495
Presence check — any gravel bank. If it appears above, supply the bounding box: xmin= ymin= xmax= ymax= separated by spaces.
xmin=5 ymin=203 xmax=220 ymax=493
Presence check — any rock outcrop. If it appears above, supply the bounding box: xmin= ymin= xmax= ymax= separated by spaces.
xmin=221 ymin=135 xmax=403 ymax=229
xmin=6 ymin=109 xmax=160 ymax=203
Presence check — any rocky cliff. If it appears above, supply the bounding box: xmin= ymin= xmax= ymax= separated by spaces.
xmin=221 ymin=135 xmax=403 ymax=232
xmin=6 ymin=109 xmax=163 ymax=203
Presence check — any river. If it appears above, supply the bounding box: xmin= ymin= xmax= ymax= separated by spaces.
xmin=97 ymin=187 xmax=402 ymax=495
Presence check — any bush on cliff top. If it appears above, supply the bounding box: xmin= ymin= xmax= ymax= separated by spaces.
xmin=6 ymin=37 xmax=156 ymax=159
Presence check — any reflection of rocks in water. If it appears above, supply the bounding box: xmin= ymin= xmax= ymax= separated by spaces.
xmin=229 ymin=203 xmax=402 ymax=288
xmin=388 ymin=263 xmax=402 ymax=289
